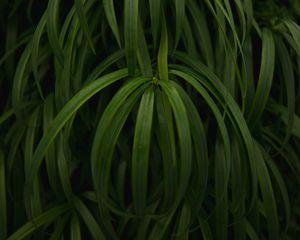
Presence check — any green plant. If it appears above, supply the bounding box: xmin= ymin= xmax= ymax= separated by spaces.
xmin=0 ymin=0 xmax=300 ymax=239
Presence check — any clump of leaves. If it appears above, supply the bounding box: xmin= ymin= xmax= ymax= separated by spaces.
xmin=0 ymin=0 xmax=300 ymax=239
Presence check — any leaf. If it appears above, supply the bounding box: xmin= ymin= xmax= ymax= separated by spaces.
xmin=173 ymin=203 xmax=191 ymax=239
xmin=91 ymin=77 xmax=151 ymax=214
xmin=247 ymin=28 xmax=275 ymax=127
xmin=0 ymin=34 xmax=31 ymax=67
xmin=157 ymin=14 xmax=168 ymax=80
xmin=31 ymin=12 xmax=47 ymax=100
xmin=255 ymin=142 xmax=279 ymax=240
xmin=7 ymin=204 xmax=69 ymax=240
xmin=26 ymin=69 xmax=128 ymax=191
xmin=103 ymin=0 xmax=121 ymax=47
xmin=154 ymin=89 xmax=177 ymax=209
xmin=148 ymin=210 xmax=176 ymax=240
xmin=11 ymin=41 xmax=32 ymax=118
xmin=86 ymin=50 xmax=125 ymax=83
xmin=132 ymin=87 xmax=154 ymax=215
xmin=231 ymin=135 xmax=246 ymax=240
xmin=262 ymin=148 xmax=290 ymax=231
xmin=73 ymin=197 xmax=106 ymax=239
xmin=174 ymin=0 xmax=185 ymax=50
xmin=171 ymin=53 xmax=258 ymax=209
xmin=149 ymin=0 xmax=161 ymax=49
xmin=214 ymin=136 xmax=228 ymax=240
xmin=74 ymin=0 xmax=95 ymax=53
xmin=47 ymin=0 xmax=64 ymax=65
xmin=283 ymin=20 xmax=300 ymax=56
xmin=70 ymin=213 xmax=81 ymax=240
xmin=24 ymin=107 xmax=42 ymax=218
xmin=187 ymin=0 xmax=214 ymax=68
xmin=91 ymin=79 xmax=151 ymax=236
xmin=268 ymin=103 xmax=300 ymax=139
xmin=169 ymin=69 xmax=230 ymax=172
xmin=274 ymin=37 xmax=295 ymax=148
xmin=124 ymin=0 xmax=139 ymax=75
xmin=57 ymin=134 xmax=73 ymax=201
xmin=245 ymin=220 xmax=260 ymax=240
xmin=198 ymin=216 xmax=213 ymax=240
xmin=43 ymin=94 xmax=61 ymax=196
xmin=59 ymin=5 xmax=76 ymax=45
xmin=50 ymin=213 xmax=70 ymax=239
xmin=171 ymin=81 xmax=208 ymax=209
xmin=182 ymin=16 xmax=198 ymax=59
xmin=137 ymin=16 xmax=153 ymax=77
xmin=159 ymin=80 xmax=192 ymax=211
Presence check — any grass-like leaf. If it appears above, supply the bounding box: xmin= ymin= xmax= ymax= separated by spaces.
xmin=247 ymin=28 xmax=275 ymax=127
xmin=74 ymin=0 xmax=95 ymax=53
xmin=47 ymin=0 xmax=64 ymax=65
xmin=103 ymin=0 xmax=121 ymax=47
xmin=26 ymin=69 xmax=128 ymax=190
xmin=132 ymin=87 xmax=155 ymax=215
xmin=7 ymin=204 xmax=69 ymax=240
xmin=124 ymin=0 xmax=138 ymax=75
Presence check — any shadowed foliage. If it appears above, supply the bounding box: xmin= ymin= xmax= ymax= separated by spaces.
xmin=0 ymin=0 xmax=300 ymax=239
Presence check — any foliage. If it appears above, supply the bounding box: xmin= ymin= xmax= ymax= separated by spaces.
xmin=0 ymin=0 xmax=300 ymax=239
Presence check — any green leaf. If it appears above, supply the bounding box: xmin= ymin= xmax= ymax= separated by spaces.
xmin=262 ymin=148 xmax=290 ymax=231
xmin=7 ymin=204 xmax=69 ymax=240
xmin=103 ymin=0 xmax=121 ymax=47
xmin=11 ymin=41 xmax=32 ymax=118
xmin=132 ymin=87 xmax=155 ymax=215
xmin=247 ymin=28 xmax=275 ymax=127
xmin=57 ymin=134 xmax=73 ymax=201
xmin=149 ymin=0 xmax=161 ymax=49
xmin=91 ymin=79 xmax=151 ymax=236
xmin=169 ymin=69 xmax=230 ymax=171
xmin=214 ymin=136 xmax=228 ymax=240
xmin=283 ymin=20 xmax=300 ymax=56
xmin=255 ymin=142 xmax=279 ymax=240
xmin=154 ymin=89 xmax=177 ymax=210
xmin=245 ymin=220 xmax=260 ymax=240
xmin=43 ymin=94 xmax=61 ymax=195
xmin=26 ymin=69 xmax=128 ymax=191
xmin=157 ymin=14 xmax=168 ymax=80
xmin=173 ymin=203 xmax=191 ymax=239
xmin=24 ymin=107 xmax=42 ymax=218
xmin=31 ymin=12 xmax=47 ymax=100
xmin=171 ymin=53 xmax=258 ymax=209
xmin=171 ymin=81 xmax=208 ymax=209
xmin=268 ymin=103 xmax=300 ymax=139
xmin=186 ymin=0 xmax=214 ymax=68
xmin=159 ymin=80 xmax=192 ymax=211
xmin=148 ymin=210 xmax=176 ymax=240
xmin=174 ymin=0 xmax=185 ymax=50
xmin=70 ymin=213 xmax=81 ymax=240
xmin=74 ymin=0 xmax=95 ymax=53
xmin=0 ymin=34 xmax=31 ymax=67
xmin=124 ymin=0 xmax=139 ymax=75
xmin=92 ymin=77 xmax=151 ymax=215
xmin=47 ymin=0 xmax=64 ymax=65
xmin=50 ymin=213 xmax=70 ymax=239
xmin=137 ymin=17 xmax=153 ymax=77
xmin=198 ymin=216 xmax=213 ymax=240
xmin=86 ymin=50 xmax=125 ymax=83
xmin=182 ymin=16 xmax=198 ymax=59
xmin=73 ymin=197 xmax=106 ymax=239
xmin=274 ymin=37 xmax=295 ymax=148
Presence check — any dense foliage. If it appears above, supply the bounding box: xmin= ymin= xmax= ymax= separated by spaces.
xmin=1 ymin=0 xmax=300 ymax=239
